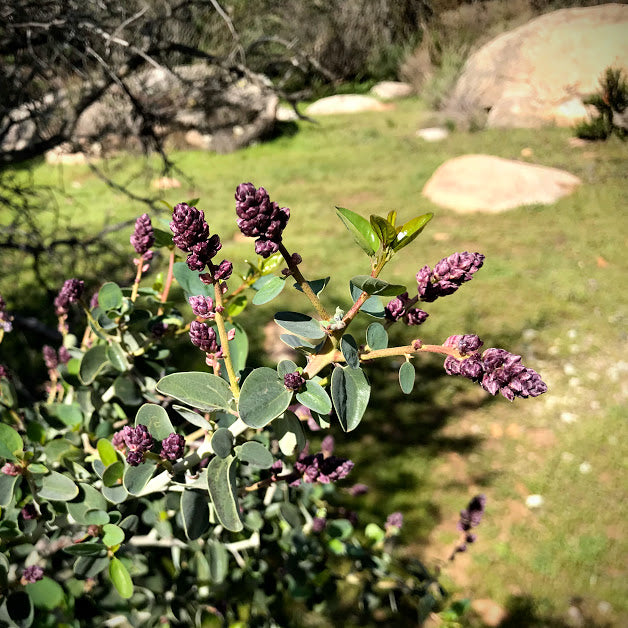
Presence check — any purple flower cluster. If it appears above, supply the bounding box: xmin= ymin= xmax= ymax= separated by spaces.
xmin=321 ymin=435 xmax=335 ymax=457
xmin=311 ymin=517 xmax=327 ymax=533
xmin=130 ymin=213 xmax=155 ymax=256
xmin=0 ymin=365 xmax=9 ymax=379
xmin=21 ymin=565 xmax=44 ymax=584
xmin=54 ymin=279 xmax=85 ymax=316
xmin=284 ymin=372 xmax=305 ymax=391
xmin=118 ymin=424 xmax=154 ymax=466
xmin=384 ymin=292 xmax=429 ymax=326
xmin=170 ymin=202 xmax=229 ymax=278
xmin=235 ymin=183 xmax=290 ymax=258
xmin=189 ymin=295 xmax=215 ymax=319
xmin=417 ymin=252 xmax=485 ymax=302
xmin=292 ymin=452 xmax=354 ymax=486
xmin=160 ymin=432 xmax=185 ymax=461
xmin=21 ymin=503 xmax=38 ymax=520
xmin=0 ymin=295 xmax=12 ymax=332
xmin=385 ymin=511 xmax=403 ymax=531
xmin=451 ymin=494 xmax=486 ymax=559
xmin=43 ymin=345 xmax=58 ymax=370
xmin=348 ymin=483 xmax=369 ymax=496
xmin=444 ymin=340 xmax=547 ymax=401
xmin=1 ymin=462 xmax=20 ymax=476
xmin=189 ymin=321 xmax=219 ymax=353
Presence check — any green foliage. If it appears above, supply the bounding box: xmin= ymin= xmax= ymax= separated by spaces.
xmin=575 ymin=66 xmax=628 ymax=141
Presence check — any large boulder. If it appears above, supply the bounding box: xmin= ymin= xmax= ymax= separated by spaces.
xmin=422 ymin=155 xmax=581 ymax=213
xmin=446 ymin=4 xmax=628 ymax=128
xmin=73 ymin=63 xmax=278 ymax=154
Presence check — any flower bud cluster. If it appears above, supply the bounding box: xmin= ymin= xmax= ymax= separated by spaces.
xmin=189 ymin=321 xmax=219 ymax=353
xmin=0 ymin=365 xmax=8 ymax=379
xmin=21 ymin=503 xmax=38 ymax=520
xmin=444 ymin=339 xmax=547 ymax=401
xmin=21 ymin=565 xmax=44 ymax=584
xmin=170 ymin=202 xmax=230 ymax=278
xmin=119 ymin=424 xmax=154 ymax=466
xmin=130 ymin=213 xmax=155 ymax=256
xmin=283 ymin=372 xmax=305 ymax=391
xmin=235 ymin=183 xmax=290 ymax=258
xmin=384 ymin=292 xmax=428 ymax=326
xmin=160 ymin=432 xmax=185 ymax=461
xmin=417 ymin=252 xmax=485 ymax=302
xmin=385 ymin=511 xmax=403 ymax=532
xmin=54 ymin=279 xmax=85 ymax=316
xmin=451 ymin=494 xmax=486 ymax=558
xmin=291 ymin=452 xmax=354 ymax=486
xmin=189 ymin=295 xmax=215 ymax=319
xmin=0 ymin=295 xmax=13 ymax=332
xmin=43 ymin=346 xmax=58 ymax=370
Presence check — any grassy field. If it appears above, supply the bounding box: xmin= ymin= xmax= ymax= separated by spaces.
xmin=2 ymin=98 xmax=627 ymax=625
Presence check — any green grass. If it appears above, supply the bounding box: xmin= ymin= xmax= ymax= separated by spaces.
xmin=2 ymin=97 xmax=627 ymax=625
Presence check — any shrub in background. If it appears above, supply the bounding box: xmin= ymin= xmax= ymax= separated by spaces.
xmin=0 ymin=186 xmax=546 ymax=626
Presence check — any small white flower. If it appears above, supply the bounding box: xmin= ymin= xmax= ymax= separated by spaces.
xmin=525 ymin=494 xmax=544 ymax=509
xmin=579 ymin=462 xmax=592 ymax=474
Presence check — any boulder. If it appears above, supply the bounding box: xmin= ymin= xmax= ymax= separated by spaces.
xmin=422 ymin=154 xmax=581 ymax=213
xmin=305 ymin=95 xmax=392 ymax=116
xmin=3 ymin=63 xmax=278 ymax=158
xmin=369 ymin=81 xmax=413 ymax=100
xmin=447 ymin=4 xmax=628 ymax=128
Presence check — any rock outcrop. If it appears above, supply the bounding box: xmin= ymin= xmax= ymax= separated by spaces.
xmin=446 ymin=4 xmax=628 ymax=128
xmin=422 ymin=155 xmax=581 ymax=213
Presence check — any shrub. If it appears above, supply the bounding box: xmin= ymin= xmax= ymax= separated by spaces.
xmin=575 ymin=67 xmax=628 ymax=141
xmin=0 ymin=189 xmax=546 ymax=626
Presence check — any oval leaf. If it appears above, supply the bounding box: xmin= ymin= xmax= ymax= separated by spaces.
xmin=173 ymin=262 xmax=213 ymax=299
xmin=109 ymin=557 xmax=133 ymax=599
xmin=63 ymin=543 xmax=105 ymax=557
xmin=296 ymin=380 xmax=332 ymax=415
xmin=277 ymin=360 xmax=298 ymax=378
xmin=206 ymin=455 xmax=242 ymax=532
xmin=340 ymin=334 xmax=360 ymax=369
xmin=156 ymin=372 xmax=233 ymax=412
xmin=26 ymin=577 xmax=64 ymax=610
xmin=225 ymin=294 xmax=247 ymax=317
xmin=336 ymin=207 xmax=378 ymax=256
xmin=98 ymin=282 xmax=123 ymax=311
xmin=173 ymin=405 xmax=212 ymax=430
xmin=211 ymin=428 xmax=233 ymax=459
xmin=236 ymin=441 xmax=274 ymax=469
xmin=207 ymin=540 xmax=229 ymax=584
xmin=331 ymin=366 xmax=371 ymax=433
xmin=84 ymin=509 xmax=109 ymax=526
xmin=293 ymin=277 xmax=330 ymax=296
xmin=366 ymin=323 xmax=388 ymax=350
xmin=392 ymin=212 xmax=433 ymax=252
xmin=79 ymin=345 xmax=110 ymax=385
xmin=350 ymin=275 xmax=406 ymax=297
xmin=370 ymin=215 xmax=396 ymax=246
xmin=350 ymin=284 xmax=384 ymax=318
xmin=135 ymin=403 xmax=174 ymax=440
xmin=106 ymin=343 xmax=129 ymax=372
xmin=399 ymin=361 xmax=416 ymax=394
xmin=181 ymin=490 xmax=210 ymax=540
xmin=102 ymin=523 xmax=125 ymax=548
xmin=39 ymin=471 xmax=79 ymax=501
xmin=0 ymin=424 xmax=23 ymax=461
xmin=274 ymin=312 xmax=325 ymax=340
xmin=252 ymin=276 xmax=286 ymax=305
xmin=73 ymin=555 xmax=109 ymax=578
xmin=123 ymin=463 xmax=155 ymax=495
xmin=0 ymin=473 xmax=19 ymax=507
xmin=238 ymin=367 xmax=293 ymax=429
xmin=274 ymin=411 xmax=306 ymax=456
xmin=102 ymin=461 xmax=124 ymax=488
xmin=279 ymin=334 xmax=317 ymax=351
xmin=97 ymin=439 xmax=118 ymax=467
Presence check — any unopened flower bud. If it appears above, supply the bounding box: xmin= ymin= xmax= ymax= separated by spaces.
xmin=284 ymin=372 xmax=305 ymax=391
xmin=189 ymin=321 xmax=219 ymax=353
xmin=189 ymin=295 xmax=215 ymax=319
xmin=160 ymin=433 xmax=185 ymax=461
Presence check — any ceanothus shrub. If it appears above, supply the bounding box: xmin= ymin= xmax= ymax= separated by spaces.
xmin=0 ymin=188 xmax=546 ymax=626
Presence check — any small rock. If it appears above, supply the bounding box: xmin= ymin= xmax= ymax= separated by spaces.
xmin=520 ymin=147 xmax=534 ymax=157
xmin=305 ymin=95 xmax=392 ymax=116
xmin=45 ymin=146 xmax=88 ymax=165
xmin=369 ymin=81 xmax=413 ymax=100
xmin=567 ymin=605 xmax=585 ymax=627
xmin=560 ymin=412 xmax=578 ymax=424
xmin=416 ymin=127 xmax=449 ymax=142
xmin=471 ymin=599 xmax=508 ymax=627
xmin=151 ymin=177 xmax=181 ymax=190
xmin=184 ymin=129 xmax=212 ymax=150
xmin=579 ymin=461 xmax=592 ymax=474
xmin=525 ymin=494 xmax=544 ymax=509
xmin=597 ymin=601 xmax=612 ymax=614
xmin=276 ymin=105 xmax=298 ymax=121
xmin=432 ymin=232 xmax=450 ymax=242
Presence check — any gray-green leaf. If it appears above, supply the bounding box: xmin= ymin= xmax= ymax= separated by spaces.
xmin=331 ymin=366 xmax=371 ymax=432
xmin=206 ymin=455 xmax=242 ymax=532
xmin=238 ymin=367 xmax=292 ymax=429
xmin=340 ymin=334 xmax=360 ymax=369
xmin=135 ymin=403 xmax=174 ymax=440
xmin=274 ymin=312 xmax=325 ymax=340
xmin=366 ymin=323 xmax=388 ymax=350
xmin=296 ymin=380 xmax=332 ymax=415
xmin=399 ymin=361 xmax=416 ymax=394
xmin=156 ymin=372 xmax=233 ymax=412
xmin=181 ymin=490 xmax=211 ymax=540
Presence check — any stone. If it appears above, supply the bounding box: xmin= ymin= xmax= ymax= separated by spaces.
xmin=422 ymin=154 xmax=581 ymax=213
xmin=369 ymin=81 xmax=413 ymax=100
xmin=471 ymin=599 xmax=508 ymax=627
xmin=416 ymin=127 xmax=449 ymax=142
xmin=305 ymin=95 xmax=392 ymax=116
xmin=276 ymin=105 xmax=299 ymax=122
xmin=45 ymin=144 xmax=88 ymax=165
xmin=151 ymin=177 xmax=181 ymax=190
xmin=447 ymin=4 xmax=628 ymax=128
